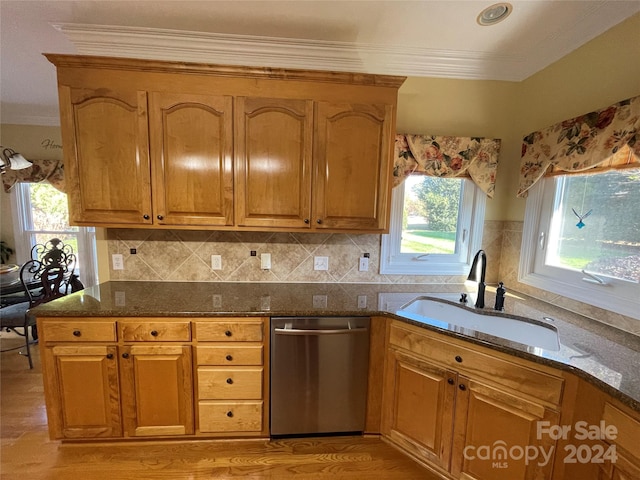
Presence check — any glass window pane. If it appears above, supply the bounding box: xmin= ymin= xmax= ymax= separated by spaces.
xmin=401 ymin=175 xmax=461 ymax=255
xmin=546 ymin=169 xmax=640 ymax=283
xmin=29 ymin=183 xmax=77 ymax=231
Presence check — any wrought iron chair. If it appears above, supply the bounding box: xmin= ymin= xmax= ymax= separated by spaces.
xmin=0 ymin=238 xmax=83 ymax=368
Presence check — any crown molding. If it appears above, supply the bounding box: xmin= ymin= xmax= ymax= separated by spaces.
xmin=53 ymin=23 xmax=528 ymax=82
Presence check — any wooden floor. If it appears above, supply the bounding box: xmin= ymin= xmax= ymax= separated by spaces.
xmin=0 ymin=332 xmax=438 ymax=480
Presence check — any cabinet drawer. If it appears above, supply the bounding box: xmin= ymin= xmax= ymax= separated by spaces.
xmin=198 ymin=401 xmax=263 ymax=433
xmin=42 ymin=321 xmax=116 ymax=342
xmin=603 ymin=403 xmax=640 ymax=459
xmin=198 ymin=367 xmax=263 ymax=399
xmin=197 ymin=345 xmax=263 ymax=366
xmin=389 ymin=322 xmax=564 ymax=406
xmin=195 ymin=320 xmax=263 ymax=342
xmin=119 ymin=320 xmax=191 ymax=342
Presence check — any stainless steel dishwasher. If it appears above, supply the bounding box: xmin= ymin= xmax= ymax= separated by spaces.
xmin=270 ymin=317 xmax=370 ymax=436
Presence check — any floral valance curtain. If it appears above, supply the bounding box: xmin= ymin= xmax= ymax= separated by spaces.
xmin=2 ymin=158 xmax=65 ymax=193
xmin=394 ymin=134 xmax=501 ymax=198
xmin=517 ymin=95 xmax=640 ymax=197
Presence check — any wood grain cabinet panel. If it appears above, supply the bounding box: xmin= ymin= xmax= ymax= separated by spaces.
xmin=195 ymin=320 xmax=264 ymax=342
xmin=199 ymin=401 xmax=263 ymax=433
xmin=59 ymin=86 xmax=152 ymax=225
xmin=118 ymin=320 xmax=191 ymax=342
xmin=235 ymin=97 xmax=313 ymax=228
xmin=119 ymin=344 xmax=194 ymax=437
xmin=149 ymin=92 xmax=234 ymax=226
xmin=196 ymin=345 xmax=263 ymax=366
xmin=42 ymin=344 xmax=122 ymax=439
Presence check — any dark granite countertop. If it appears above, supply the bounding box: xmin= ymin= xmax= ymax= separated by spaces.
xmin=31 ymin=281 xmax=640 ymax=412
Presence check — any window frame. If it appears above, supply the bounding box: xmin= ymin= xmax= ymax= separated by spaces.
xmin=380 ymin=176 xmax=486 ymax=275
xmin=10 ymin=183 xmax=99 ymax=287
xmin=519 ymin=176 xmax=639 ymax=320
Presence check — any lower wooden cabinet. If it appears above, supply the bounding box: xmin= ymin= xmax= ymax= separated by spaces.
xmin=42 ymin=344 xmax=122 ymax=439
xmin=382 ymin=321 xmax=563 ymax=480
xmin=119 ymin=344 xmax=194 ymax=437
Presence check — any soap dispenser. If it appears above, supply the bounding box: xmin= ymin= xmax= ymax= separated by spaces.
xmin=494 ymin=282 xmax=506 ymax=311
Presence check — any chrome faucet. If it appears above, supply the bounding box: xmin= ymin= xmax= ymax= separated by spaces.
xmin=466 ymin=250 xmax=486 ymax=308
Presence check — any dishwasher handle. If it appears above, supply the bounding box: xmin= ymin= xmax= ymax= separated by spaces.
xmin=274 ymin=327 xmax=368 ymax=336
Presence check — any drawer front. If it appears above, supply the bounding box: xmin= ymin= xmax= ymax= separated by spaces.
xmin=119 ymin=320 xmax=191 ymax=342
xmin=199 ymin=401 xmax=263 ymax=433
xmin=389 ymin=322 xmax=564 ymax=406
xmin=195 ymin=320 xmax=263 ymax=342
xmin=42 ymin=321 xmax=116 ymax=342
xmin=198 ymin=367 xmax=263 ymax=399
xmin=197 ymin=345 xmax=263 ymax=366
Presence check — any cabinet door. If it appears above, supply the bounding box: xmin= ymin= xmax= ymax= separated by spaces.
xmin=119 ymin=345 xmax=194 ymax=437
xmin=235 ymin=97 xmax=313 ymax=228
xmin=149 ymin=92 xmax=234 ymax=226
xmin=59 ymin=86 xmax=152 ymax=225
xmin=313 ymin=102 xmax=393 ymax=231
xmin=382 ymin=348 xmax=457 ymax=471
xmin=42 ymin=345 xmax=122 ymax=439
xmin=451 ymin=376 xmax=560 ymax=480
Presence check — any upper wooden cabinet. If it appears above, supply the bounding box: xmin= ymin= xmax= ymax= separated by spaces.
xmin=46 ymin=54 xmax=405 ymax=233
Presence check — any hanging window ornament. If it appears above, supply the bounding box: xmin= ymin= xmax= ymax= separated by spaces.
xmin=572 ymin=208 xmax=592 ymax=229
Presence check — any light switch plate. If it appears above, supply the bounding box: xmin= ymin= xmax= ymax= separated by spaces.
xmin=112 ymin=254 xmax=124 ymax=270
xmin=211 ymin=255 xmax=222 ymax=270
xmin=359 ymin=257 xmax=369 ymax=272
xmin=313 ymin=256 xmax=329 ymax=271
xmin=261 ymin=253 xmax=271 ymax=270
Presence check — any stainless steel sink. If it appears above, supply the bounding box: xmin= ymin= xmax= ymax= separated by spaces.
xmin=396 ymin=296 xmax=560 ymax=351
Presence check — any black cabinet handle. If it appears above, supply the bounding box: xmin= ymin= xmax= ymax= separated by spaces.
xmin=447 ymin=378 xmax=455 ymax=385
xmin=226 ymin=355 xmax=233 ymax=361
xmin=72 ymin=330 xmax=81 ymax=337
xmin=157 ymin=215 xmax=164 ymax=220
xmin=150 ymin=330 xmax=158 ymax=337
xmin=143 ymin=214 xmax=150 ymax=220
xmin=226 ymin=378 xmax=233 ymax=384
xmin=316 ymin=219 xmax=322 ymax=224
xmin=455 ymin=355 xmax=463 ymax=363
xmin=225 ymin=330 xmax=232 ymax=337
xmin=304 ymin=219 xmax=310 ymax=224
xmin=122 ymin=352 xmax=130 ymax=359
xmin=459 ymin=384 xmax=467 ymax=391
xmin=106 ymin=353 xmax=114 ymax=359
xmin=226 ymin=411 xmax=233 ymax=418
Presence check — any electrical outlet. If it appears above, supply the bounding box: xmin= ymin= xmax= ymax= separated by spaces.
xmin=261 ymin=253 xmax=271 ymax=270
xmin=112 ymin=254 xmax=124 ymax=270
xmin=359 ymin=256 xmax=369 ymax=272
xmin=313 ymin=295 xmax=328 ymax=308
xmin=358 ymin=295 xmax=367 ymax=308
xmin=313 ymin=256 xmax=329 ymax=271
xmin=211 ymin=255 xmax=222 ymax=270
xmin=114 ymin=291 xmax=126 ymax=306
xmin=260 ymin=295 xmax=271 ymax=311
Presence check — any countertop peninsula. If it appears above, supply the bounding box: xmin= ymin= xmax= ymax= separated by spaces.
xmin=31 ymin=281 xmax=640 ymax=411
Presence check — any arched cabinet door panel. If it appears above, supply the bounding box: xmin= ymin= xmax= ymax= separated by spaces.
xmin=60 ymin=87 xmax=153 ymax=225
xmin=149 ymin=92 xmax=234 ymax=226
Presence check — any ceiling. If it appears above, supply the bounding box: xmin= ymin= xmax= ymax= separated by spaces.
xmin=2 ymin=0 xmax=639 ymax=126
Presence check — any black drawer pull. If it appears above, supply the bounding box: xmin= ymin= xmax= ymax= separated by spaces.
xmin=226 ymin=411 xmax=233 ymax=418
xmin=157 ymin=215 xmax=164 ymax=220
xmin=72 ymin=330 xmax=81 ymax=337
xmin=455 ymin=355 xmax=463 ymax=363
xmin=226 ymin=355 xmax=233 ymax=361
xmin=447 ymin=378 xmax=455 ymax=385
xmin=226 ymin=378 xmax=233 ymax=384
xmin=143 ymin=214 xmax=150 ymax=220
xmin=225 ymin=330 xmax=232 ymax=337
xmin=316 ymin=219 xmax=322 ymax=224
xmin=150 ymin=330 xmax=158 ymax=337
xmin=106 ymin=353 xmax=114 ymax=359
xmin=122 ymin=352 xmax=130 ymax=359
xmin=459 ymin=384 xmax=467 ymax=391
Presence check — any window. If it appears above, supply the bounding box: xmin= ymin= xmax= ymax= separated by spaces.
xmin=381 ymin=175 xmax=486 ymax=275
xmin=11 ymin=183 xmax=98 ymax=287
xmin=520 ymin=169 xmax=639 ymax=319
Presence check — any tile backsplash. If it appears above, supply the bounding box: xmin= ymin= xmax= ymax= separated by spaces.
xmin=106 ymin=220 xmax=637 ymax=335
